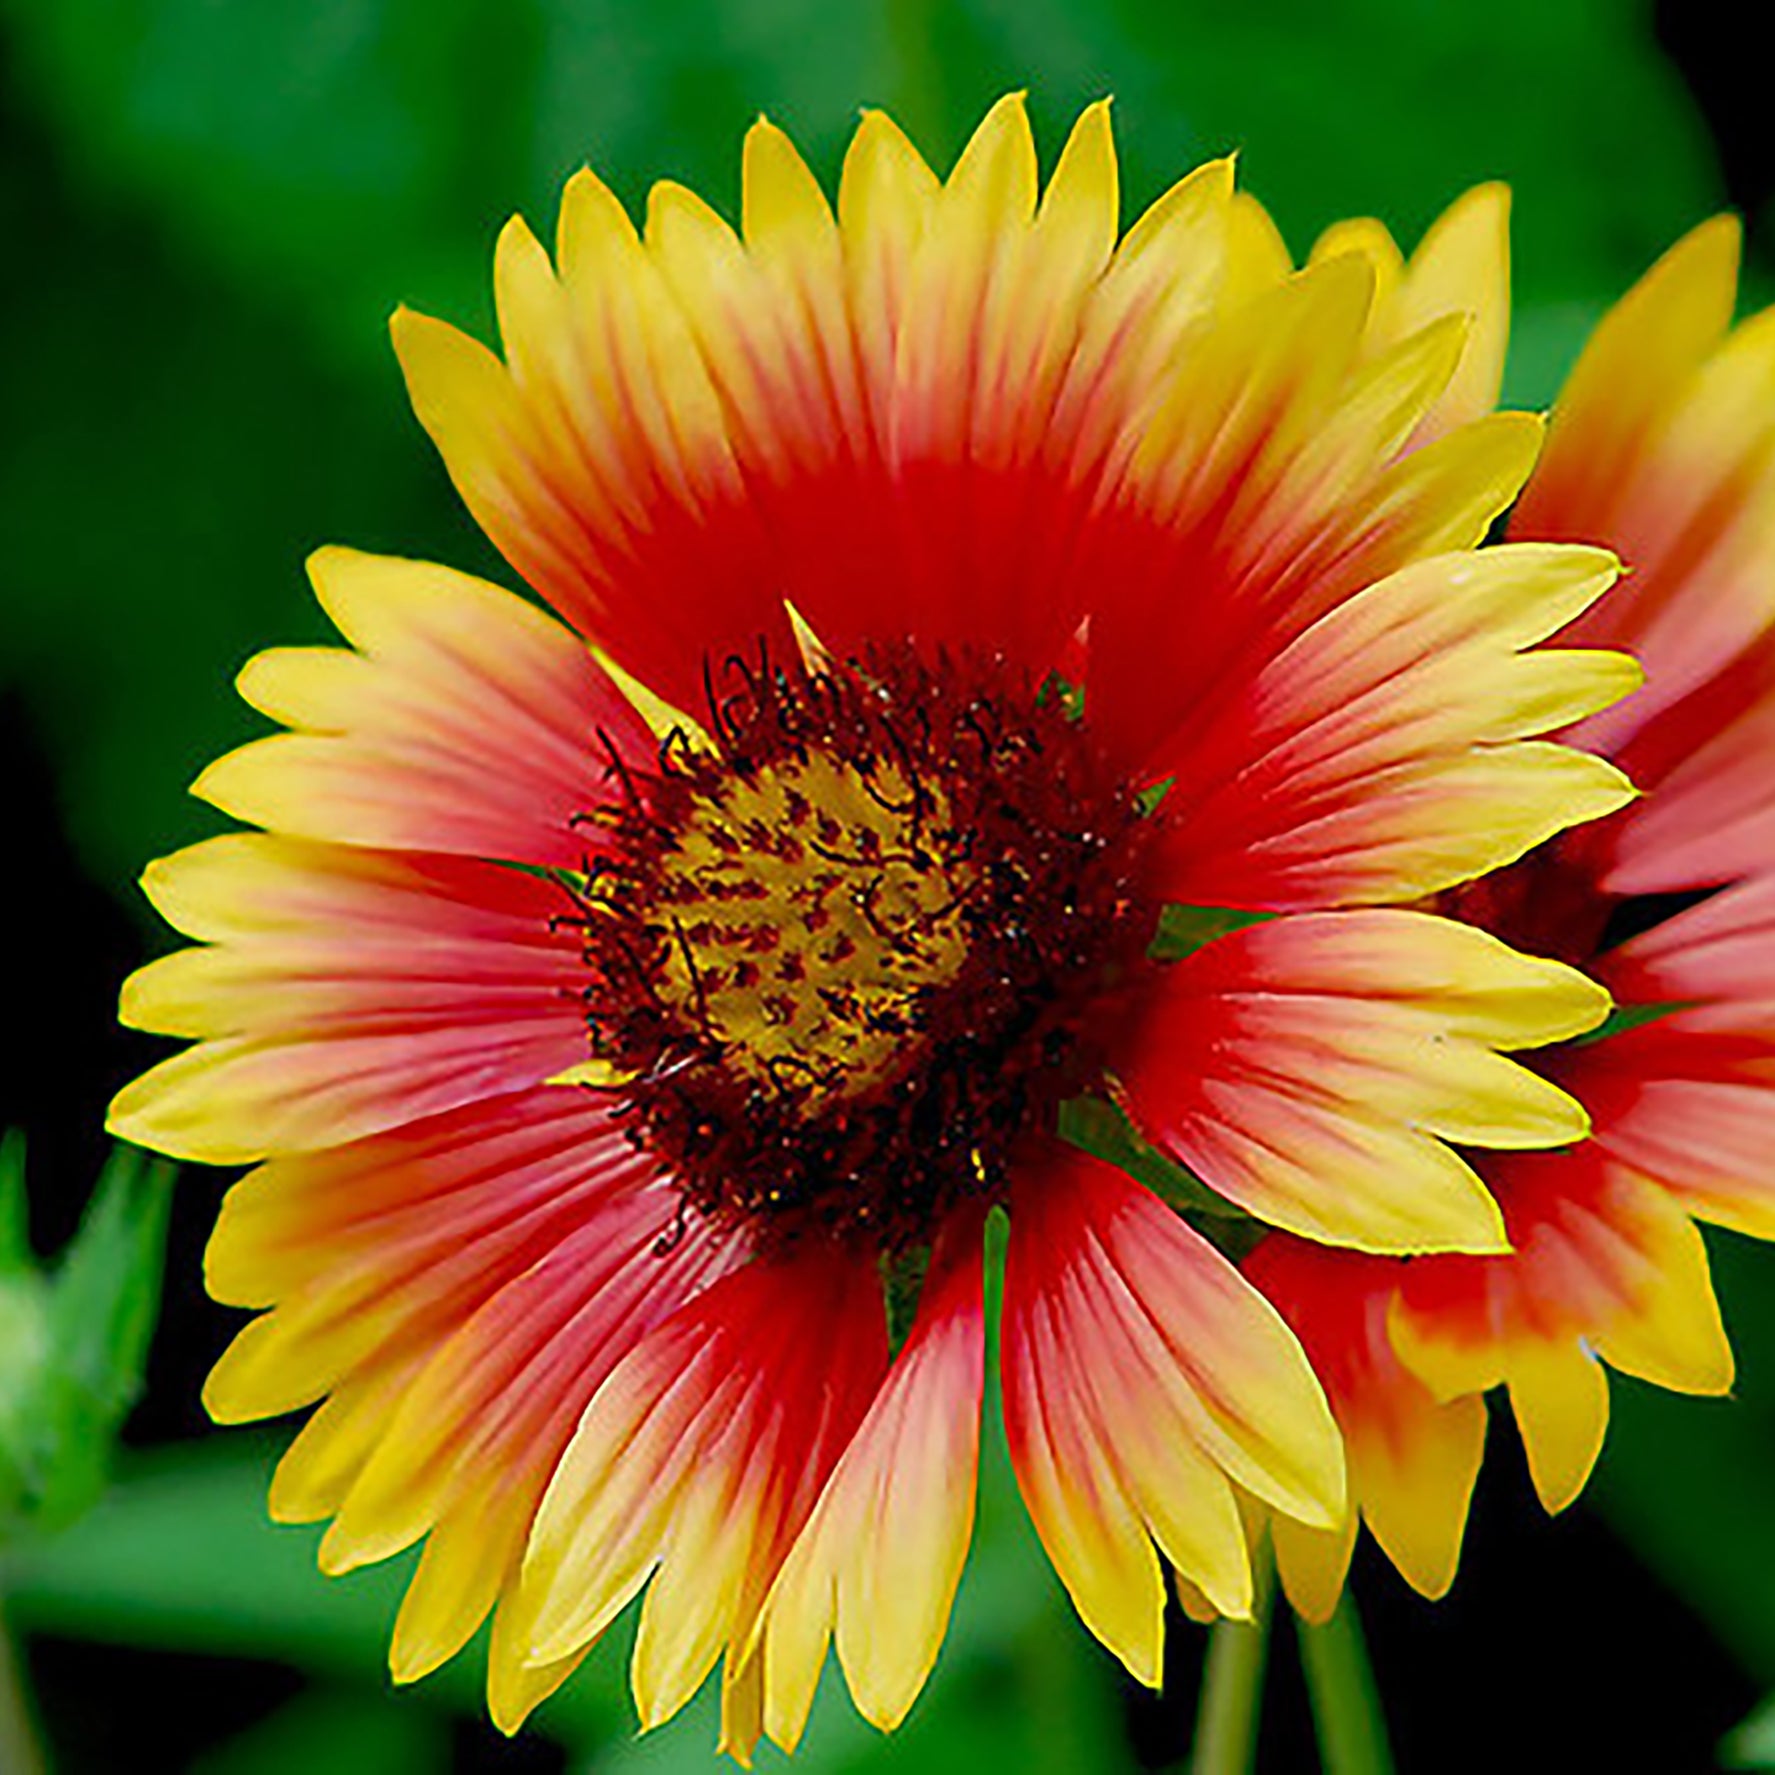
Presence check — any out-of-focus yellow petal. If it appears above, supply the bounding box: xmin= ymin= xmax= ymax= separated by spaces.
xmin=1515 ymin=214 xmax=1741 ymax=538
xmin=1589 ymin=1183 xmax=1735 ymax=1396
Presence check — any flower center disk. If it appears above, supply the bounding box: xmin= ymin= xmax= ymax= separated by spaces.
xmin=575 ymin=647 xmax=1157 ymax=1252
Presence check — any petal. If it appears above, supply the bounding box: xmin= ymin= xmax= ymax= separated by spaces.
xmin=1310 ymin=216 xmax=1405 ymax=311
xmin=501 ymin=1244 xmax=887 ymax=1735
xmin=1246 ymin=1236 xmax=1484 ymax=1615
xmin=1221 ymin=190 xmax=1293 ymax=304
xmin=1150 ymin=544 xmax=1637 ymax=910
xmin=836 ymin=107 xmax=941 ymax=428
xmin=192 ymin=547 xmax=652 ymax=864
xmin=1512 ymin=217 xmax=1775 ymax=754
xmin=1569 ymin=882 xmax=1775 ymax=1237
xmin=397 ymin=99 xmax=1244 ymax=710
xmin=196 ymin=1089 xmax=738 ymax=1694
xmin=1502 ymin=1338 xmax=1610 ymax=1515
xmin=1599 ymin=870 xmax=1775 ymax=1010
xmin=1083 ymin=252 xmax=1543 ymax=773
xmin=756 ymin=1216 xmax=986 ymax=1749
xmin=199 ymin=1093 xmax=662 ymax=1422
xmin=1312 ymin=181 xmax=1510 ymax=446
xmin=1118 ymin=911 xmax=1606 ymax=1253
xmin=1268 ymin=1511 xmax=1362 ymax=1629
xmin=1579 ymin=305 xmax=1775 ymax=732
xmin=109 ymin=838 xmax=587 ymax=1162
xmin=1049 ymin=155 xmax=1234 ymax=483
xmin=393 ymin=205 xmax=788 ymax=711
xmin=1513 ymin=216 xmax=1741 ymax=549
xmin=1592 ymin=1073 xmax=1775 ymax=1241
xmin=1001 ymin=1149 xmax=1342 ymax=1682
xmin=269 ymin=1352 xmax=433 ymax=1524
xmin=1605 ymin=678 xmax=1775 ymax=894
xmin=381 ymin=1198 xmax=734 ymax=1683
xmin=804 ymin=97 xmax=1150 ymax=672
xmin=1391 ymin=1149 xmax=1734 ymax=1513
xmin=1389 ymin=183 xmax=1511 ymax=442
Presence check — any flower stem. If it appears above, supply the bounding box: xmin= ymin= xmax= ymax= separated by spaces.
xmin=0 ymin=1594 xmax=46 ymax=1775
xmin=1189 ymin=1543 xmax=1275 ymax=1775
xmin=1296 ymin=1591 xmax=1395 ymax=1775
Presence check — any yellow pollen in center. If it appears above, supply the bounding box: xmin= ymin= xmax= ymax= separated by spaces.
xmin=654 ymin=753 xmax=972 ymax=1101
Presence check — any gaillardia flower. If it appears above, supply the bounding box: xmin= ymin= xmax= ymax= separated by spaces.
xmin=110 ymin=97 xmax=1639 ymax=1754
xmin=1239 ymin=213 xmax=1775 ymax=1622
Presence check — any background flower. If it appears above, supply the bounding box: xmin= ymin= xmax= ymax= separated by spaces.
xmin=1237 ymin=213 xmax=1775 ymax=1631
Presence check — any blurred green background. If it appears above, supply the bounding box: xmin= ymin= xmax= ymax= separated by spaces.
xmin=4 ymin=1 xmax=1775 ymax=1770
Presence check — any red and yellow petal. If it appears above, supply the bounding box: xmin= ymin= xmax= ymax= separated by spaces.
xmin=1119 ymin=910 xmax=1608 ymax=1253
xmin=192 ymin=1092 xmax=737 ymax=1698
xmin=755 ymin=1216 xmax=986 ymax=1750
xmin=502 ymin=1245 xmax=888 ymax=1750
xmin=1150 ymin=544 xmax=1636 ymax=911
xmin=198 ymin=1093 xmax=664 ymax=1424
xmin=1516 ymin=217 xmax=1775 ymax=753
xmin=1606 ymin=683 xmax=1775 ymax=895
xmin=1311 ymin=181 xmax=1511 ymax=445
xmin=393 ymin=206 xmax=781 ymax=715
xmin=1568 ymin=879 xmax=1775 ymax=1238
xmin=345 ymin=1186 xmax=735 ymax=1685
xmin=1391 ymin=1148 xmax=1733 ymax=1514
xmin=108 ymin=837 xmax=587 ymax=1162
xmin=1001 ymin=1149 xmax=1342 ymax=1685
xmin=395 ymin=99 xmax=1222 ymax=710
xmin=1245 ymin=1236 xmax=1485 ymax=1618
xmin=391 ymin=96 xmax=1596 ymax=799
xmin=1515 ymin=217 xmax=1741 ymax=547
xmin=194 ymin=548 xmax=648 ymax=866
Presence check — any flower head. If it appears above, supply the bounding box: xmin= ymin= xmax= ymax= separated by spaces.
xmin=1242 ymin=212 xmax=1775 ymax=1622
xmin=110 ymin=97 xmax=1636 ymax=1754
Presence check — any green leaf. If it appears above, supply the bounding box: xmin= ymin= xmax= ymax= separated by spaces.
xmin=0 ymin=1141 xmax=176 ymax=1539
xmin=880 ymin=1241 xmax=932 ymax=1357
xmin=1723 ymin=1693 xmax=1775 ymax=1771
xmin=0 ymin=1133 xmax=31 ymax=1279
xmin=1569 ymin=1000 xmax=1695 ymax=1045
xmin=2 ymin=1425 xmax=1134 ymax=1773
xmin=1149 ymin=903 xmax=1278 ymax=963
xmin=189 ymin=1690 xmax=450 ymax=1775
xmin=0 ymin=1435 xmax=622 ymax=1750
xmin=1058 ymin=1096 xmax=1259 ymax=1259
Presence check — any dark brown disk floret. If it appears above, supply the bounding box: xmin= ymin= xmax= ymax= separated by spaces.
xmin=569 ymin=643 xmax=1162 ymax=1254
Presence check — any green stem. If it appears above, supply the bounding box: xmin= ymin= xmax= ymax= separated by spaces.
xmin=0 ymin=1594 xmax=47 ymax=1775
xmin=1189 ymin=1543 xmax=1275 ymax=1775
xmin=1297 ymin=1592 xmax=1394 ymax=1775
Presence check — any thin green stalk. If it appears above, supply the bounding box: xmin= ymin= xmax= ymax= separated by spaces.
xmin=1189 ymin=1542 xmax=1275 ymax=1775
xmin=1297 ymin=1592 xmax=1395 ymax=1775
xmin=0 ymin=1595 xmax=47 ymax=1775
